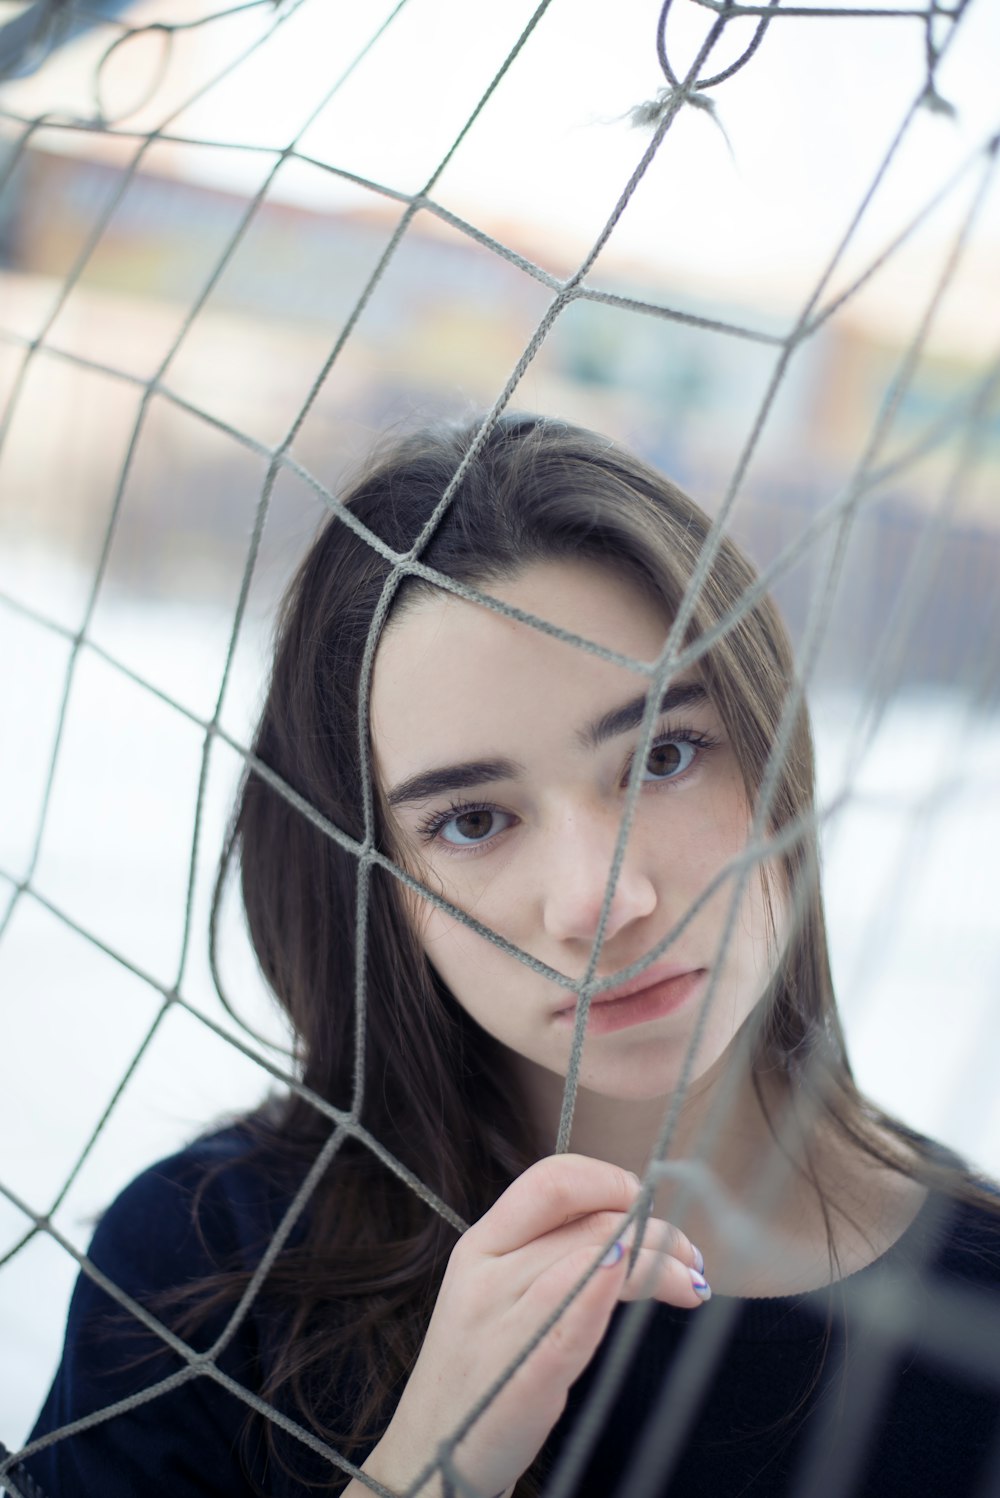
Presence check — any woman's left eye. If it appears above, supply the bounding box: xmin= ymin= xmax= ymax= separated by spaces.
xmin=639 ymin=736 xmax=698 ymax=782
xmin=430 ymin=806 xmax=516 ymax=848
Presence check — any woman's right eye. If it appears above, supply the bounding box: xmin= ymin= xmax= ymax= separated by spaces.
xmin=436 ymin=807 xmax=515 ymax=848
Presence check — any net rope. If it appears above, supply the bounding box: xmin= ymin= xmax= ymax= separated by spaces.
xmin=1 ymin=0 xmax=999 ymax=1494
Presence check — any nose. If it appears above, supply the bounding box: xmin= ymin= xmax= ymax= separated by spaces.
xmin=540 ymin=805 xmax=657 ymax=945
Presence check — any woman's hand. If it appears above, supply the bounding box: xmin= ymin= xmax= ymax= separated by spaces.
xmin=355 ymin=1153 xmax=708 ymax=1498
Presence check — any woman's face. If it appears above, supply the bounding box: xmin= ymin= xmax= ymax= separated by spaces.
xmin=371 ymin=559 xmax=785 ymax=1105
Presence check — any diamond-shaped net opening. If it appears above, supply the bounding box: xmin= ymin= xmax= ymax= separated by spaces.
xmin=1 ymin=3 xmax=999 ymax=1496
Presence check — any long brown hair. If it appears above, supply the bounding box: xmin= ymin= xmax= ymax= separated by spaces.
xmin=195 ymin=414 xmax=988 ymax=1489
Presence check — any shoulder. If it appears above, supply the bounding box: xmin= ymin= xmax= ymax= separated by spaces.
xmin=86 ymin=1118 xmax=298 ymax=1292
xmin=854 ymin=1127 xmax=1000 ymax=1286
xmin=899 ymin=1132 xmax=1000 ymax=1264
xmin=22 ymin=1119 xmax=310 ymax=1496
xmin=54 ymin=1116 xmax=299 ymax=1366
xmin=924 ymin=1178 xmax=1000 ymax=1286
xmin=21 ymin=1127 xmax=268 ymax=1494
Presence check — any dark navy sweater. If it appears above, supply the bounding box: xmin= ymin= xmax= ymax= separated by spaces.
xmin=15 ymin=1127 xmax=1000 ymax=1497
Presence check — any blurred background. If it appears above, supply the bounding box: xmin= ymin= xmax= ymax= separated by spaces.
xmin=1 ymin=0 xmax=999 ymax=1448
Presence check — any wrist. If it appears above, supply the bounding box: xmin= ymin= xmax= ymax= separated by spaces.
xmin=360 ymin=1433 xmax=444 ymax=1498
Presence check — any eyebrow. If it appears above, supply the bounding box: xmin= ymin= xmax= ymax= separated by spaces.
xmin=580 ymin=680 xmax=708 ymax=749
xmin=386 ymin=757 xmax=524 ymax=808
xmin=384 ymin=680 xmax=709 ymax=809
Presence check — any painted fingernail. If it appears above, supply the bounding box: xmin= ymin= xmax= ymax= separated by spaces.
xmin=600 ymin=1240 xmax=626 ymax=1268
xmin=692 ymin=1244 xmax=705 ymax=1275
xmin=690 ymin=1268 xmax=712 ymax=1300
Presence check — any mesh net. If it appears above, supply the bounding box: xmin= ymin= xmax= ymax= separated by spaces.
xmin=1 ymin=1 xmax=1000 ymax=1495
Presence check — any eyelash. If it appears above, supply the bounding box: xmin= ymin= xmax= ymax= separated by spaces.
xmin=416 ymin=799 xmax=509 ymax=851
xmin=620 ymin=725 xmax=719 ymax=788
xmin=415 ymin=726 xmax=720 ymax=852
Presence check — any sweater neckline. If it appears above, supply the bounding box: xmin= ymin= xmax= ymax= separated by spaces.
xmin=704 ymin=1168 xmax=963 ymax=1341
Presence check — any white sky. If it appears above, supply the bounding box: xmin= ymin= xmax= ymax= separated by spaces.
xmin=4 ymin=0 xmax=1000 ymax=351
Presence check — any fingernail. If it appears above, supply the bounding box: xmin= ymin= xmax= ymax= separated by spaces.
xmin=692 ymin=1244 xmax=705 ymax=1275
xmin=690 ymin=1268 xmax=712 ymax=1300
xmin=600 ymin=1240 xmax=626 ymax=1268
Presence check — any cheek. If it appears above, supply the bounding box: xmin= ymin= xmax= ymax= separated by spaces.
xmin=402 ymin=882 xmax=470 ymax=993
xmin=665 ymin=785 xmax=752 ymax=900
xmin=418 ymin=905 xmax=459 ymax=958
xmin=398 ymin=840 xmax=527 ymax=1005
xmin=411 ymin=904 xmax=497 ymax=998
xmin=402 ymin=895 xmax=468 ymax=1012
xmin=723 ymin=864 xmax=786 ymax=1011
xmin=746 ymin=866 xmax=781 ymax=956
xmin=669 ymin=788 xmax=781 ymax=965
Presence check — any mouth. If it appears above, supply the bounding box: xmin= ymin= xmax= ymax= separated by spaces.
xmin=553 ymin=963 xmax=706 ymax=1036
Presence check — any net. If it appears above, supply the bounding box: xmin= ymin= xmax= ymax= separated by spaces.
xmin=1 ymin=1 xmax=999 ymax=1495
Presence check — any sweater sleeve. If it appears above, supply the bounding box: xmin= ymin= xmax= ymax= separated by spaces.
xmin=18 ymin=1141 xmax=271 ymax=1498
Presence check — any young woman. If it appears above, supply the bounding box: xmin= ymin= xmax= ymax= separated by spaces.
xmin=18 ymin=415 xmax=1000 ymax=1498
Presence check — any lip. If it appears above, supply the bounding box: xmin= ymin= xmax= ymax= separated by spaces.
xmin=552 ymin=963 xmax=706 ymax=1036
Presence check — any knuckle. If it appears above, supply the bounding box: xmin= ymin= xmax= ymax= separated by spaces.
xmin=583 ymin=1209 xmax=628 ymax=1245
xmin=545 ymin=1313 xmax=583 ymax=1361
xmin=672 ymin=1228 xmax=694 ymax=1264
xmin=595 ymin=1157 xmax=642 ymax=1201
xmin=529 ymin=1154 xmax=638 ymax=1221
xmin=448 ymin=1230 xmax=472 ymax=1267
xmin=617 ymin=1164 xmax=643 ymax=1197
xmin=630 ymin=1252 xmax=700 ymax=1307
xmin=627 ymin=1252 xmax=666 ymax=1299
xmin=445 ymin=1229 xmax=483 ymax=1282
xmin=632 ymin=1215 xmax=687 ymax=1262
xmin=530 ymin=1156 xmax=578 ymax=1217
xmin=543 ymin=1290 xmax=604 ymax=1362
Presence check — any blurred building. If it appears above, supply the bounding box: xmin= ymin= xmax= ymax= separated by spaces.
xmin=1 ymin=134 xmax=998 ymax=695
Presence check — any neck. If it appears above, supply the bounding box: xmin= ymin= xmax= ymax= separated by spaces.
xmin=512 ymin=1027 xmax=779 ymax=1191
xmin=507 ymin=1040 xmax=916 ymax=1296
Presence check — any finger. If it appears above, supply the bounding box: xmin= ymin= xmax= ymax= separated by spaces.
xmin=570 ymin=1210 xmax=702 ymax=1273
xmin=518 ymin=1211 xmax=702 ymax=1297
xmin=511 ymin=1240 xmax=640 ymax=1380
xmin=471 ymin=1154 xmax=641 ymax=1257
xmin=613 ymin=1247 xmax=712 ymax=1308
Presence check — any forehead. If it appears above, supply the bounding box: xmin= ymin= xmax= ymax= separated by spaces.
xmin=370 ymin=560 xmax=672 ymax=770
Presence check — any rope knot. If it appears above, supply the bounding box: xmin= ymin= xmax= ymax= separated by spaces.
xmin=630 ymin=84 xmax=718 ymax=130
xmin=920 ymin=80 xmax=957 ymax=119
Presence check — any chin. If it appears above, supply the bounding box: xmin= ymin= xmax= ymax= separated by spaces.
xmin=575 ymin=1055 xmax=714 ymax=1106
